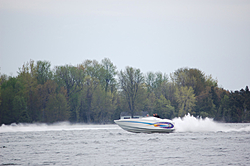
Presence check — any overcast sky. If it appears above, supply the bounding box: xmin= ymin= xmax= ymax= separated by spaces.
xmin=0 ymin=0 xmax=249 ymax=91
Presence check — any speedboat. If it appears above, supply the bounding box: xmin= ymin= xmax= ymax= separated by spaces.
xmin=114 ymin=116 xmax=175 ymax=133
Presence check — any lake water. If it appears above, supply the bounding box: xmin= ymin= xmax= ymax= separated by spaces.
xmin=1 ymin=115 xmax=250 ymax=166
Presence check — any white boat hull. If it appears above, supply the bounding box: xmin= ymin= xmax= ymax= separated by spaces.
xmin=114 ymin=117 xmax=175 ymax=133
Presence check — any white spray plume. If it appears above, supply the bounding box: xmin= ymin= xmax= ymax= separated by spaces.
xmin=172 ymin=114 xmax=250 ymax=133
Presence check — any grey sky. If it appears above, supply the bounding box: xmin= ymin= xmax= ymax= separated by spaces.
xmin=0 ymin=0 xmax=249 ymax=91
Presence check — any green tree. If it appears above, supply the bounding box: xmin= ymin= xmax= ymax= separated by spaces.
xmin=118 ymin=67 xmax=144 ymax=117
xmin=17 ymin=60 xmax=39 ymax=121
xmin=83 ymin=59 xmax=106 ymax=86
xmin=171 ymin=68 xmax=211 ymax=96
xmin=97 ymin=58 xmax=118 ymax=123
xmin=1 ymin=58 xmax=249 ymax=124
xmin=145 ymin=72 xmax=156 ymax=93
xmin=0 ymin=77 xmax=17 ymax=124
xmin=78 ymin=76 xmax=99 ymax=123
xmin=35 ymin=60 xmax=53 ymax=85
xmin=210 ymin=86 xmax=220 ymax=109
xmin=45 ymin=93 xmax=69 ymax=123
xmin=12 ymin=96 xmax=26 ymax=122
xmin=143 ymin=92 xmax=156 ymax=115
xmin=154 ymin=95 xmax=175 ymax=119
xmin=175 ymin=86 xmax=196 ymax=117
xmin=154 ymin=72 xmax=168 ymax=98
xmin=36 ymin=80 xmax=68 ymax=122
xmin=243 ymin=86 xmax=250 ymax=122
xmin=145 ymin=72 xmax=168 ymax=99
xmin=195 ymin=86 xmax=217 ymax=118
xmin=224 ymin=91 xmax=244 ymax=122
xmin=101 ymin=58 xmax=117 ymax=93
xmin=134 ymin=83 xmax=148 ymax=114
xmin=0 ymin=75 xmax=2 ymax=106
xmin=55 ymin=65 xmax=85 ymax=97
xmin=55 ymin=65 xmax=85 ymax=122
xmin=91 ymin=85 xmax=117 ymax=123
xmin=215 ymin=94 xmax=230 ymax=121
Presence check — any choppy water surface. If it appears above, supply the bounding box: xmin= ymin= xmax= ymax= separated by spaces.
xmin=1 ymin=115 xmax=250 ymax=166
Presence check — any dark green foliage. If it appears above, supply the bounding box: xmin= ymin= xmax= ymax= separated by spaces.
xmin=154 ymin=95 xmax=175 ymax=119
xmin=0 ymin=60 xmax=249 ymax=124
xmin=0 ymin=77 xmax=17 ymax=124
xmin=13 ymin=96 xmax=26 ymax=122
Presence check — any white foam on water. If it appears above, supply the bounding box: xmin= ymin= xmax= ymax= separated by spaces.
xmin=1 ymin=115 xmax=249 ymax=133
xmin=172 ymin=114 xmax=250 ymax=132
xmin=0 ymin=122 xmax=119 ymax=133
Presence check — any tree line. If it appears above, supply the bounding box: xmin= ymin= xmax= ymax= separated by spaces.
xmin=0 ymin=58 xmax=249 ymax=124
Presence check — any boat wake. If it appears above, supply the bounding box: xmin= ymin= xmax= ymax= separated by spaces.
xmin=0 ymin=115 xmax=249 ymax=133
xmin=0 ymin=122 xmax=119 ymax=133
xmin=173 ymin=114 xmax=250 ymax=133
